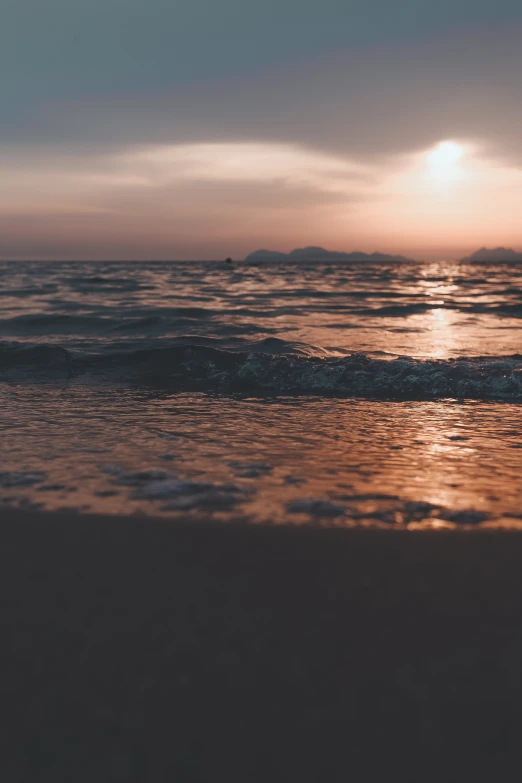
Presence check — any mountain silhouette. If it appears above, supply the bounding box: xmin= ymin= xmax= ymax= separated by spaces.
xmin=461 ymin=247 xmax=522 ymax=262
xmin=244 ymin=246 xmax=415 ymax=263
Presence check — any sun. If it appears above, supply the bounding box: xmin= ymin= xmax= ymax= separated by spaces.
xmin=426 ymin=141 xmax=465 ymax=183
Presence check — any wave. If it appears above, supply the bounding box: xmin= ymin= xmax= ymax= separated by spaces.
xmin=5 ymin=300 xmax=522 ymax=340
xmin=0 ymin=310 xmax=279 ymax=338
xmin=2 ymin=337 xmax=522 ymax=400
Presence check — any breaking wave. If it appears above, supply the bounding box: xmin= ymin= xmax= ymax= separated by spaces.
xmin=2 ymin=337 xmax=522 ymax=400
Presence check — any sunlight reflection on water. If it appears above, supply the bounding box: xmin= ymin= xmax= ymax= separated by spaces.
xmin=2 ymin=260 xmax=522 ymax=359
xmin=1 ymin=387 xmax=521 ymax=529
xmin=1 ymin=260 xmax=522 ymax=529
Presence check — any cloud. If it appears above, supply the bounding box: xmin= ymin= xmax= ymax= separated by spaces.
xmin=3 ymin=1 xmax=519 ymax=114
xmin=0 ymin=141 xmax=372 ymax=259
xmin=2 ymin=136 xmax=522 ymax=260
xmin=4 ymin=22 xmax=522 ymax=169
xmin=2 ymin=6 xmax=522 ymax=258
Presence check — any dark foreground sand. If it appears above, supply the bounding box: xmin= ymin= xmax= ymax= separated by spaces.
xmin=2 ymin=508 xmax=522 ymax=782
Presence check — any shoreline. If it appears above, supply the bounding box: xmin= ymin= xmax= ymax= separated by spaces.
xmin=2 ymin=507 xmax=522 ymax=780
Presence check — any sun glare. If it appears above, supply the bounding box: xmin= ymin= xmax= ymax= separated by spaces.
xmin=426 ymin=141 xmax=465 ymax=183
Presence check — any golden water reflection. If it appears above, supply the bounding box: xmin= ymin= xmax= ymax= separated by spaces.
xmin=2 ymin=260 xmax=522 ymax=359
xmin=2 ymin=387 xmax=521 ymax=530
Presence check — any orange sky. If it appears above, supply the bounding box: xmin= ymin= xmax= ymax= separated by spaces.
xmin=1 ymin=138 xmax=521 ymax=260
xmin=2 ymin=4 xmax=522 ymax=260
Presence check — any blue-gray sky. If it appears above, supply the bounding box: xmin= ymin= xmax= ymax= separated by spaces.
xmin=2 ymin=0 xmax=522 ymax=259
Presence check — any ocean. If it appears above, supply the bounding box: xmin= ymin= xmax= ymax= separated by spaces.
xmin=1 ymin=258 xmax=522 ymax=528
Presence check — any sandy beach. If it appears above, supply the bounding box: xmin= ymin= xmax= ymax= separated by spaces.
xmin=2 ymin=507 xmax=522 ymax=781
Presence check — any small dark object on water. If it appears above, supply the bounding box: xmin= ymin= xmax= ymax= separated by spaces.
xmin=225 ymin=257 xmax=233 ymax=264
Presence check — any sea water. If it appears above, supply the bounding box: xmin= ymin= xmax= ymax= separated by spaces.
xmin=1 ymin=259 xmax=522 ymax=528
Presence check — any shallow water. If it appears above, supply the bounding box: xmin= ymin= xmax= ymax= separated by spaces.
xmin=1 ymin=260 xmax=522 ymax=528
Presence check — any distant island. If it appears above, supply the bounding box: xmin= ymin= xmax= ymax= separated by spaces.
xmin=244 ymin=246 xmax=416 ymax=263
xmin=461 ymin=247 xmax=522 ymax=263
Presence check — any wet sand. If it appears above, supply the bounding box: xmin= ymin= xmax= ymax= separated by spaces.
xmin=2 ymin=507 xmax=522 ymax=781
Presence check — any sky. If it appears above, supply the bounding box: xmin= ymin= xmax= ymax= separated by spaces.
xmin=2 ymin=0 xmax=522 ymax=260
